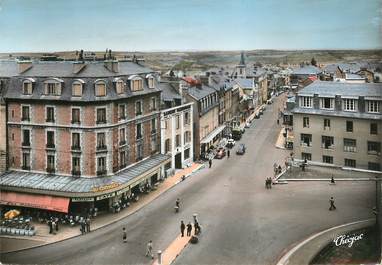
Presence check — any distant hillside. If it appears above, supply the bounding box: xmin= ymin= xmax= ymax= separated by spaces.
xmin=1 ymin=50 xmax=381 ymax=73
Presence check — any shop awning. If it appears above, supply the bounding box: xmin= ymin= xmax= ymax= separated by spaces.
xmin=0 ymin=191 xmax=69 ymax=213
xmin=201 ymin=125 xmax=226 ymax=144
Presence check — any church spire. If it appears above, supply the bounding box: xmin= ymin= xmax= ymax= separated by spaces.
xmin=239 ymin=51 xmax=245 ymax=66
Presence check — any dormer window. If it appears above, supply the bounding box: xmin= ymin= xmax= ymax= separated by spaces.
xmin=22 ymin=78 xmax=34 ymax=95
xmin=95 ymin=80 xmax=107 ymax=97
xmin=342 ymin=98 xmax=357 ymax=111
xmin=320 ymin=97 xmax=334 ymax=110
xmin=367 ymin=100 xmax=380 ymax=113
xmin=146 ymin=74 xmax=155 ymax=89
xmin=44 ymin=78 xmax=63 ymax=96
xmin=129 ymin=75 xmax=143 ymax=91
xmin=299 ymin=96 xmax=312 ymax=108
xmin=72 ymin=79 xmax=84 ymax=97
xmin=114 ymin=79 xmax=125 ymax=94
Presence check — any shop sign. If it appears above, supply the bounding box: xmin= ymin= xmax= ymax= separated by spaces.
xmin=96 ymin=192 xmax=115 ymax=201
xmin=333 ymin=233 xmax=364 ymax=248
xmin=116 ymin=186 xmax=130 ymax=196
xmin=91 ymin=182 xmax=120 ymax=193
xmin=72 ymin=197 xmax=94 ymax=202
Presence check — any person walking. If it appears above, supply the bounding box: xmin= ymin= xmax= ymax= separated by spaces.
xmin=186 ymin=222 xmax=192 ymax=237
xmin=145 ymin=240 xmax=154 ymax=259
xmin=208 ymin=159 xmax=212 ymax=168
xmin=48 ymin=219 xmax=53 ymax=234
xmin=329 ymin=197 xmax=336 ymax=211
xmin=80 ymin=219 xmax=86 ymax=234
xmin=227 ymin=149 xmax=230 ymax=158
xmin=194 ymin=221 xmax=200 ymax=235
xmin=86 ymin=217 xmax=91 ymax=233
xmin=180 ymin=221 xmax=185 ymax=237
xmin=122 ymin=227 xmax=127 ymax=243
xmin=330 ymin=175 xmax=335 ymax=184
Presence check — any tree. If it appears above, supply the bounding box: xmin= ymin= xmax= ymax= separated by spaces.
xmin=311 ymin=57 xmax=317 ymax=66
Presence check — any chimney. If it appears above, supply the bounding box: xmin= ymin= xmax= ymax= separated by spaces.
xmin=17 ymin=60 xmax=32 ymax=74
xmin=104 ymin=60 xmax=119 ymax=73
xmin=72 ymin=61 xmax=86 ymax=74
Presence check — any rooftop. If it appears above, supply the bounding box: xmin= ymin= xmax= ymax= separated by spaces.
xmin=292 ymin=65 xmax=322 ymax=75
xmin=186 ymin=84 xmax=216 ymax=100
xmin=159 ymin=82 xmax=182 ymax=101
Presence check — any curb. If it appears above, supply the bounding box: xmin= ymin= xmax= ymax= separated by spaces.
xmin=0 ymin=165 xmax=204 ymax=254
xmin=275 ymin=219 xmax=375 ymax=265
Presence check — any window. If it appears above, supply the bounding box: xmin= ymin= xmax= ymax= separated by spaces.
xmin=72 ymin=82 xmax=83 ymax=97
xmin=148 ymin=77 xmax=155 ymax=88
xmin=346 ymin=121 xmax=353 ymax=132
xmin=175 ymin=134 xmax=181 ymax=147
xmin=22 ymin=106 xmax=30 ymax=121
xmin=22 ymin=152 xmax=30 ymax=170
xmin=95 ymin=81 xmax=106 ymax=97
xmin=343 ymin=138 xmax=356 ymax=152
xmin=131 ymin=79 xmax=143 ymax=91
xmin=47 ymin=155 xmax=55 ymax=172
xmin=23 ymin=81 xmax=33 ymax=95
xmin=368 ymin=162 xmax=381 ymax=171
xmin=367 ymin=101 xmax=380 ymax=113
xmin=370 ymin=123 xmax=378 ymax=135
xmin=116 ymin=80 xmax=125 ymax=94
xmin=96 ymin=108 xmax=106 ymax=124
xmin=151 ymin=119 xmax=157 ymax=134
xmin=71 ymin=108 xmax=80 ymax=124
xmin=119 ymin=128 xmax=126 ymax=145
xmin=303 ymin=117 xmax=309 ymax=128
xmin=300 ymin=96 xmax=312 ymax=108
xmin=136 ymin=142 xmax=143 ymax=161
xmin=97 ymin=157 xmax=107 ymax=175
xmin=46 ymin=107 xmax=55 ymax=122
xmin=184 ymin=148 xmax=190 ymax=160
xmin=165 ymin=139 xmax=171 ymax=153
xmin=367 ymin=141 xmax=381 ymax=155
xmin=97 ymin=133 xmax=106 ymax=150
xmin=44 ymin=80 xmax=62 ymax=96
xmin=176 ymin=115 xmax=180 ymax=129
xmin=322 ymin=155 xmax=333 ymax=164
xmin=72 ymin=133 xmax=80 ymax=150
xmin=46 ymin=131 xmax=55 ymax=148
xmin=321 ymin=136 xmax=334 ymax=149
xmin=118 ymin=104 xmax=126 ymax=120
xmin=343 ymin=98 xmax=356 ymax=111
xmin=72 ymin=157 xmax=81 ymax=175
xmin=321 ymin=97 xmax=334 ymax=109
xmin=184 ymin=131 xmax=191 ymax=143
xmin=300 ymin=134 xmax=312 ymax=147
xmin=324 ymin=119 xmax=330 ymax=130
xmin=135 ymin=101 xmax=143 ymax=116
xmin=22 ymin=129 xmax=30 ymax=146
xmin=301 ymin=152 xmax=312 ymax=161
xmin=184 ymin=112 xmax=190 ymax=125
xmin=150 ymin=97 xmax=157 ymax=111
xmin=344 ymin=159 xmax=356 ymax=168
xmin=136 ymin=123 xmax=142 ymax=140
xmin=151 ymin=135 xmax=157 ymax=153
xmin=120 ymin=151 xmax=127 ymax=168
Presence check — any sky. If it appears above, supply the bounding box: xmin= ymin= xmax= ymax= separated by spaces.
xmin=0 ymin=0 xmax=381 ymax=52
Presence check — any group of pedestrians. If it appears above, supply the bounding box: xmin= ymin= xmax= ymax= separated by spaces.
xmin=265 ymin=177 xmax=272 ymax=189
xmin=80 ymin=216 xmax=91 ymax=235
xmin=47 ymin=217 xmax=59 ymax=234
xmin=180 ymin=221 xmax=193 ymax=237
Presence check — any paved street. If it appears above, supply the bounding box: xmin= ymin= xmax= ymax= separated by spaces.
xmin=1 ymin=96 xmax=375 ymax=265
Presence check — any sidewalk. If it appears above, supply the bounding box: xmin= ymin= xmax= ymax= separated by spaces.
xmin=275 ymin=127 xmax=285 ymax=149
xmin=276 ymin=219 xmax=374 ymax=265
xmin=0 ymin=163 xmax=204 ymax=253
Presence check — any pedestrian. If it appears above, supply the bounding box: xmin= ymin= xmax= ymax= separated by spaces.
xmin=51 ymin=220 xmax=56 ymax=235
xmin=194 ymin=221 xmax=200 ymax=235
xmin=48 ymin=219 xmax=53 ymax=234
xmin=122 ymin=227 xmax=127 ymax=243
xmin=278 ymin=165 xmax=282 ymax=174
xmin=81 ymin=219 xmax=86 ymax=234
xmin=55 ymin=217 xmax=59 ymax=232
xmin=227 ymin=149 xmax=230 ymax=158
xmin=330 ymin=175 xmax=335 ymax=184
xmin=329 ymin=197 xmax=336 ymax=211
xmin=180 ymin=221 xmax=185 ymax=237
xmin=209 ymin=159 xmax=212 ymax=168
xmin=186 ymin=222 xmax=192 ymax=236
xmin=86 ymin=217 xmax=91 ymax=233
xmin=145 ymin=240 xmax=154 ymax=259
xmin=277 ymin=119 xmax=279 ymax=125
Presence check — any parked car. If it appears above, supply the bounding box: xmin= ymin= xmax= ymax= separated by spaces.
xmin=226 ymin=139 xmax=236 ymax=148
xmin=215 ymin=147 xmax=226 ymax=159
xmin=236 ymin=144 xmax=246 ymax=155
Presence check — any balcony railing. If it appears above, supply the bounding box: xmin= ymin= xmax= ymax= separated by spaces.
xmin=21 ymin=117 xmax=30 ymax=121
xmin=22 ymin=165 xmax=30 ymax=170
xmin=46 ymin=143 xmax=55 ymax=149
xmin=71 ymin=170 xmax=81 ymax=176
xmin=46 ymin=167 xmax=55 ymax=173
xmin=119 ymin=140 xmax=126 ymax=146
xmin=46 ymin=118 xmax=55 ymax=122
xmin=96 ymin=120 xmax=106 ymax=124
xmin=96 ymin=145 xmax=107 ymax=151
xmin=368 ymin=150 xmax=381 ymax=156
xmin=136 ymin=111 xmax=142 ymax=116
xmin=71 ymin=120 xmax=81 ymax=124
xmin=22 ymin=142 xmax=30 ymax=147
xmin=71 ymin=145 xmax=81 ymax=151
xmin=97 ymin=170 xmax=107 ymax=176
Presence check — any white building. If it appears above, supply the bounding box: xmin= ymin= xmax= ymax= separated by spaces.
xmin=160 ymin=103 xmax=194 ymax=171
